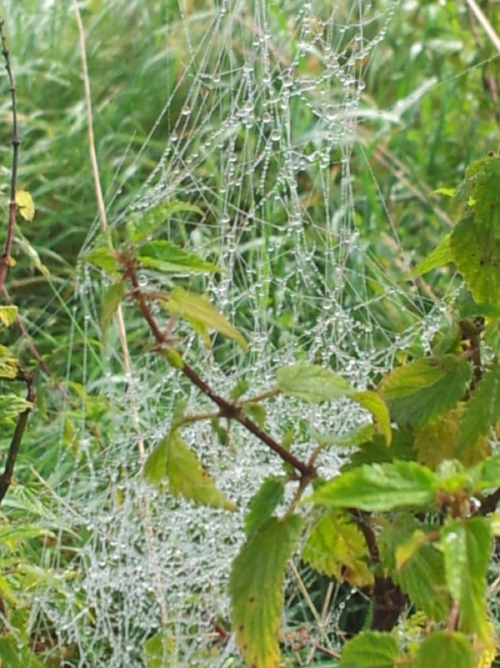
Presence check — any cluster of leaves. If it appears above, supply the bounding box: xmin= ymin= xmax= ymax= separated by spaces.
xmin=80 ymin=152 xmax=500 ymax=666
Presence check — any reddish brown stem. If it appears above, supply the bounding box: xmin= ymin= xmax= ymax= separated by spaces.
xmin=129 ymin=273 xmax=315 ymax=478
xmin=0 ymin=20 xmax=20 ymax=294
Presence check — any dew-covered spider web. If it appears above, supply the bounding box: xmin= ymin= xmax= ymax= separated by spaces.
xmin=27 ymin=1 xmax=453 ymax=666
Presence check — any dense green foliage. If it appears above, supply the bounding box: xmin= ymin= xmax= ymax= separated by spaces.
xmin=2 ymin=1 xmax=500 ymax=666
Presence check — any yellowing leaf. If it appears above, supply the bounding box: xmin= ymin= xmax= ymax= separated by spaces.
xmin=302 ymin=510 xmax=374 ymax=587
xmin=351 ymin=390 xmax=391 ymax=446
xmin=230 ymin=514 xmax=303 ymax=668
xmin=15 ymin=190 xmax=35 ymax=221
xmin=162 ymin=287 xmax=248 ymax=351
xmin=0 ymin=306 xmax=17 ymax=328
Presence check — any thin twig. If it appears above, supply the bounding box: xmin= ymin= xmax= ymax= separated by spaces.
xmin=0 ymin=19 xmax=20 ymax=294
xmin=0 ymin=371 xmax=35 ymax=504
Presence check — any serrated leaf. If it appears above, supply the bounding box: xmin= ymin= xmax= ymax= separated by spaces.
xmin=407 ymin=233 xmax=452 ymax=279
xmin=85 ymin=247 xmax=119 ymax=274
xmin=230 ymin=514 xmax=303 ymax=668
xmin=126 ymin=201 xmax=203 ymax=243
xmin=302 ymin=510 xmax=374 ymax=587
xmin=342 ymin=431 xmax=415 ymax=471
xmin=338 ymin=632 xmax=400 ymax=668
xmin=413 ymin=631 xmax=475 ymax=668
xmin=379 ymin=515 xmax=449 ymax=621
xmin=15 ymin=190 xmax=35 ymax=221
xmin=380 ymin=355 xmax=471 ymax=428
xmin=137 ymin=240 xmax=222 ymax=274
xmin=244 ymin=476 xmax=285 ymax=537
xmin=100 ymin=282 xmax=125 ymax=343
xmin=0 ymin=636 xmax=46 ymax=668
xmin=276 ymin=363 xmax=352 ymax=403
xmin=162 ymin=287 xmax=248 ymax=351
xmin=450 ymin=155 xmax=500 ymax=302
xmin=441 ymin=517 xmax=491 ymax=639
xmin=167 ymin=431 xmax=236 ymax=511
xmin=456 ymin=360 xmax=500 ymax=452
xmin=0 ymin=306 xmax=17 ymax=327
xmin=351 ymin=391 xmax=391 ymax=445
xmin=313 ymin=423 xmax=375 ymax=449
xmin=415 ymin=406 xmax=491 ymax=470
xmin=306 ymin=461 xmax=436 ymax=511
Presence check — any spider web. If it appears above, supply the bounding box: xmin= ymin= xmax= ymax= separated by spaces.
xmin=28 ymin=1 xmax=448 ymax=666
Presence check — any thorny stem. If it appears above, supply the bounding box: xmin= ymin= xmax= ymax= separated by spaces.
xmin=0 ymin=370 xmax=35 ymax=504
xmin=0 ymin=19 xmax=20 ymax=295
xmin=129 ymin=273 xmax=315 ymax=479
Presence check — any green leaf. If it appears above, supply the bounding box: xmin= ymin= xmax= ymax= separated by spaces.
xmin=167 ymin=431 xmax=236 ymax=511
xmin=313 ymin=424 xmax=375 ymax=449
xmin=162 ymin=287 xmax=248 ymax=351
xmin=243 ymin=403 xmax=266 ymax=428
xmin=230 ymin=514 xmax=303 ymax=668
xmin=302 ymin=510 xmax=374 ymax=587
xmin=434 ymin=187 xmax=456 ymax=197
xmin=0 ymin=636 xmax=46 ymax=668
xmin=144 ymin=439 xmax=169 ymax=487
xmin=0 ymin=345 xmax=18 ymax=380
xmin=0 ymin=306 xmax=17 ymax=327
xmin=244 ymin=476 xmax=285 ymax=537
xmin=100 ymin=282 xmax=125 ymax=343
xmin=450 ymin=155 xmax=500 ymax=302
xmin=137 ymin=240 xmax=222 ymax=274
xmin=351 ymin=391 xmax=391 ymax=446
xmin=459 ymin=300 xmax=500 ymax=320
xmin=413 ymin=631 xmax=475 ymax=668
xmin=456 ymin=360 xmax=500 ymax=452
xmin=276 ymin=363 xmax=352 ymax=403
xmin=126 ymin=201 xmax=203 ymax=243
xmin=379 ymin=515 xmax=449 ymax=621
xmin=441 ymin=517 xmax=491 ymax=639
xmin=306 ymin=461 xmax=436 ymax=512
xmin=407 ymin=233 xmax=452 ymax=279
xmin=85 ymin=247 xmax=119 ymax=274
xmin=0 ymin=394 xmax=33 ymax=422
xmin=338 ymin=632 xmax=400 ymax=668
xmin=342 ymin=431 xmax=415 ymax=471
xmin=144 ymin=630 xmax=176 ymax=668
xmin=380 ymin=355 xmax=471 ymax=428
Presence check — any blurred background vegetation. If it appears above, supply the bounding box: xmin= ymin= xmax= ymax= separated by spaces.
xmin=1 ymin=0 xmax=500 ymax=665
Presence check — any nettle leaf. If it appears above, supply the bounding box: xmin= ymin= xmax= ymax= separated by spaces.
xmin=137 ymin=240 xmax=222 ymax=274
xmin=407 ymin=233 xmax=452 ymax=279
xmin=244 ymin=476 xmax=285 ymax=537
xmin=15 ymin=189 xmax=35 ymax=222
xmin=85 ymin=247 xmax=119 ymax=274
xmin=307 ymin=461 xmax=436 ymax=512
xmin=162 ymin=287 xmax=248 ymax=351
xmin=450 ymin=155 xmax=500 ymax=302
xmin=380 ymin=355 xmax=471 ymax=428
xmin=313 ymin=423 xmax=375 ymax=449
xmin=343 ymin=431 xmax=415 ymax=472
xmin=415 ymin=406 xmax=490 ymax=470
xmin=144 ymin=630 xmax=176 ymax=668
xmin=413 ymin=631 xmax=475 ymax=668
xmin=456 ymin=360 xmax=500 ymax=453
xmin=126 ymin=200 xmax=203 ymax=243
xmin=0 ymin=345 xmax=18 ymax=380
xmin=337 ymin=632 xmax=401 ymax=668
xmin=379 ymin=514 xmax=449 ymax=621
xmin=230 ymin=514 xmax=303 ymax=668
xmin=145 ymin=431 xmax=236 ymax=512
xmin=243 ymin=402 xmax=266 ymax=428
xmin=0 ymin=305 xmax=17 ymax=328
xmin=441 ymin=517 xmax=492 ymax=640
xmin=100 ymin=282 xmax=125 ymax=343
xmin=351 ymin=391 xmax=391 ymax=445
xmin=302 ymin=510 xmax=374 ymax=587
xmin=276 ymin=363 xmax=352 ymax=403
